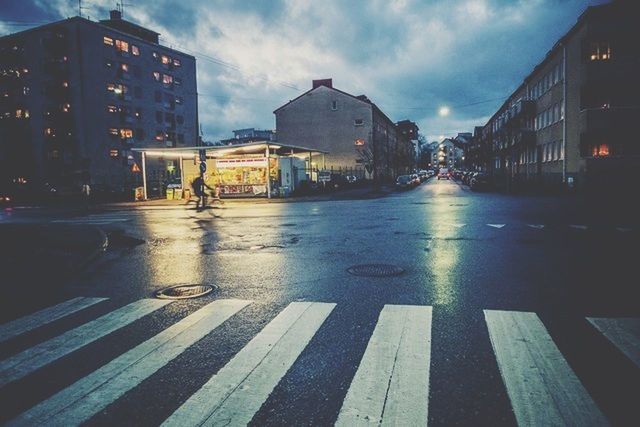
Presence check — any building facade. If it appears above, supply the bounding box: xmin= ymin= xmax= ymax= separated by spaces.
xmin=220 ymin=128 xmax=276 ymax=145
xmin=274 ymin=79 xmax=401 ymax=181
xmin=395 ymin=120 xmax=419 ymax=174
xmin=431 ymin=133 xmax=469 ymax=170
xmin=468 ymin=0 xmax=639 ymax=192
xmin=0 ymin=10 xmax=197 ymax=197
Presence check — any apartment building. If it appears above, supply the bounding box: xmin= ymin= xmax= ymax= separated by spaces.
xmin=274 ymin=79 xmax=404 ymax=181
xmin=467 ymin=0 xmax=639 ymax=191
xmin=0 ymin=10 xmax=197 ymax=196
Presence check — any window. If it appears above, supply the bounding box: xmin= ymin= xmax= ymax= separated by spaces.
xmin=131 ymin=45 xmax=140 ymax=56
xmin=61 ymin=103 xmax=70 ymax=113
xmin=331 ymin=100 xmax=337 ymax=111
xmin=120 ymin=63 xmax=129 ymax=72
xmin=152 ymin=52 xmax=159 ymax=59
xmin=153 ymin=71 xmax=161 ymax=81
xmin=155 ymin=131 xmax=165 ymax=141
xmin=103 ymin=36 xmax=114 ymax=46
xmin=109 ymin=149 xmax=119 ymax=157
xmin=105 ymin=59 xmax=113 ymax=68
xmin=108 ymin=128 xmax=118 ymax=136
xmin=162 ymin=74 xmax=173 ymax=85
xmin=589 ymin=42 xmax=611 ymax=61
xmin=354 ymin=119 xmax=364 ymax=126
xmin=156 ymin=111 xmax=163 ymax=123
xmin=161 ymin=55 xmax=171 ymax=65
xmin=175 ymin=96 xmax=183 ymax=105
xmin=174 ymin=77 xmax=182 ymax=86
xmin=558 ymin=140 xmax=564 ymax=160
xmin=592 ymin=143 xmax=610 ymax=157
xmin=23 ymin=86 xmax=30 ymax=95
xmin=120 ymin=128 xmax=133 ymax=138
xmin=173 ymin=58 xmax=181 ymax=67
xmin=560 ymin=102 xmax=564 ymax=120
xmin=115 ymin=39 xmax=129 ymax=53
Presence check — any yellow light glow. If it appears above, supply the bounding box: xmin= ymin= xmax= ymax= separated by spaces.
xmin=439 ymin=106 xmax=450 ymax=117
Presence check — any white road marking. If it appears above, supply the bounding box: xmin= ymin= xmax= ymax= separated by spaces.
xmin=569 ymin=224 xmax=588 ymax=230
xmin=162 ymin=301 xmax=335 ymax=427
xmin=444 ymin=223 xmax=466 ymax=228
xmin=0 ymin=297 xmax=107 ymax=343
xmin=336 ymin=305 xmax=432 ymax=427
xmin=587 ymin=317 xmax=640 ymax=368
xmin=527 ymin=224 xmax=545 ymax=229
xmin=10 ymin=299 xmax=251 ymax=427
xmin=484 ymin=310 xmax=607 ymax=427
xmin=0 ymin=299 xmax=170 ymax=387
xmin=487 ymin=224 xmax=506 ymax=229
xmin=616 ymin=227 xmax=632 ymax=233
xmin=51 ymin=218 xmax=129 ymax=224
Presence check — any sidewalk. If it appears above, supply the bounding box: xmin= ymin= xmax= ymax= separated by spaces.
xmin=101 ymin=184 xmax=397 ymax=209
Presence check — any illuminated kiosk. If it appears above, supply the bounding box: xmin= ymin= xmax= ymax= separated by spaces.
xmin=132 ymin=142 xmax=327 ymax=199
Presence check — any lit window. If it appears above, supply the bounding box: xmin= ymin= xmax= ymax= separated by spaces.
xmin=115 ymin=39 xmax=129 ymax=53
xmin=103 ymin=36 xmax=114 ymax=46
xmin=131 ymin=45 xmax=140 ymax=56
xmin=175 ymin=96 xmax=183 ymax=104
xmin=589 ymin=42 xmax=611 ymax=61
xmin=44 ymin=127 xmax=53 ymax=136
xmin=110 ymin=149 xmax=119 ymax=157
xmin=105 ymin=60 xmax=113 ymax=68
xmin=155 ymin=131 xmax=164 ymax=141
xmin=174 ymin=77 xmax=181 ymax=86
xmin=107 ymin=105 xmax=118 ymax=113
xmin=120 ymin=128 xmax=133 ymax=138
xmin=24 ymin=109 xmax=30 ymax=118
xmin=107 ymin=83 xmax=116 ymax=92
xmin=161 ymin=55 xmax=171 ymax=65
xmin=593 ymin=144 xmax=610 ymax=157
xmin=173 ymin=58 xmax=181 ymax=67
xmin=135 ymin=109 xmax=142 ymax=119
xmin=62 ymin=81 xmax=69 ymax=88
xmin=152 ymin=52 xmax=159 ymax=59
xmin=121 ymin=63 xmax=129 ymax=72
xmin=15 ymin=109 xmax=23 ymax=118
xmin=23 ymin=86 xmax=30 ymax=95
xmin=62 ymin=103 xmax=70 ymax=112
xmin=108 ymin=128 xmax=118 ymax=136
xmin=162 ymin=74 xmax=173 ymax=84
xmin=153 ymin=71 xmax=160 ymax=81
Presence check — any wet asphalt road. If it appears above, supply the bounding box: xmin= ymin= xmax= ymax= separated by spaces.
xmin=1 ymin=178 xmax=639 ymax=426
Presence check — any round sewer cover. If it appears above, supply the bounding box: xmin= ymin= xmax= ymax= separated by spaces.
xmin=155 ymin=284 xmax=214 ymax=300
xmin=347 ymin=264 xmax=405 ymax=277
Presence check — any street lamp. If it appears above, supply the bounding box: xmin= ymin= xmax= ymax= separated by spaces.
xmin=438 ymin=106 xmax=450 ymax=117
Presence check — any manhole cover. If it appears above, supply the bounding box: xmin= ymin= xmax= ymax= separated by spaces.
xmin=156 ymin=284 xmax=214 ymax=299
xmin=347 ymin=264 xmax=405 ymax=277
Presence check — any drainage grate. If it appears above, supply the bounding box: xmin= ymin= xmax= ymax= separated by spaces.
xmin=347 ymin=264 xmax=405 ymax=277
xmin=155 ymin=284 xmax=214 ymax=300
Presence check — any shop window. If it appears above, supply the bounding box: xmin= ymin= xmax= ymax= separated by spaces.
xmin=131 ymin=45 xmax=140 ymax=56
xmin=589 ymin=42 xmax=611 ymax=61
xmin=115 ymin=39 xmax=129 ymax=53
xmin=103 ymin=36 xmax=114 ymax=46
xmin=109 ymin=149 xmax=119 ymax=157
xmin=173 ymin=58 xmax=181 ymax=67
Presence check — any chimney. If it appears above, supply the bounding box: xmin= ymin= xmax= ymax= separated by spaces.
xmin=110 ymin=9 xmax=122 ymax=20
xmin=312 ymin=79 xmax=333 ymax=89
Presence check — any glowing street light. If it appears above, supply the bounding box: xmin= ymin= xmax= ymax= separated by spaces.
xmin=438 ymin=106 xmax=450 ymax=117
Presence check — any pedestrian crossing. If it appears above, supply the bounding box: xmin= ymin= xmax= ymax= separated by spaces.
xmin=1 ymin=298 xmax=638 ymax=425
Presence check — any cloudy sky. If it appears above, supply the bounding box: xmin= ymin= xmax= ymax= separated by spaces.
xmin=1 ymin=0 xmax=607 ymax=142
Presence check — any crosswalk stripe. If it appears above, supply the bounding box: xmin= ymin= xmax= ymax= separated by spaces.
xmin=51 ymin=219 xmax=129 ymax=224
xmin=569 ymin=224 xmax=588 ymax=230
xmin=0 ymin=299 xmax=170 ymax=388
xmin=487 ymin=224 xmax=506 ymax=229
xmin=10 ymin=299 xmax=252 ymax=427
xmin=162 ymin=301 xmax=335 ymax=427
xmin=484 ymin=310 xmax=607 ymax=426
xmin=527 ymin=224 xmax=545 ymax=229
xmin=336 ymin=305 xmax=432 ymax=426
xmin=587 ymin=317 xmax=640 ymax=368
xmin=0 ymin=297 xmax=108 ymax=343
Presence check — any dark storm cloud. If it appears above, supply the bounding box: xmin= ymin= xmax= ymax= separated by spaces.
xmin=1 ymin=0 xmax=610 ymax=141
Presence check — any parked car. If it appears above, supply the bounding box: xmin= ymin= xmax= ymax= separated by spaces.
xmin=345 ymin=175 xmax=358 ymax=184
xmin=462 ymin=171 xmax=474 ymax=185
xmin=470 ymin=173 xmax=491 ymax=190
xmin=396 ymin=175 xmax=413 ymax=189
xmin=410 ymin=174 xmax=421 ymax=186
xmin=418 ymin=170 xmax=428 ymax=182
xmin=437 ymin=168 xmax=450 ymax=180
